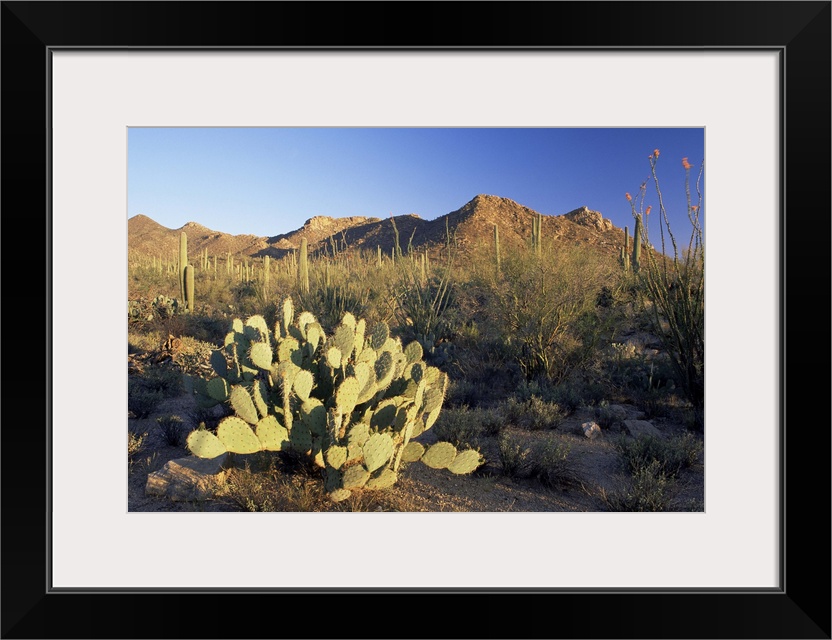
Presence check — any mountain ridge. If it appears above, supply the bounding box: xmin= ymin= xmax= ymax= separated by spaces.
xmin=128 ymin=195 xmax=626 ymax=261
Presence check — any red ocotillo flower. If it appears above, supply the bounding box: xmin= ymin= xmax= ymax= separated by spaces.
xmin=625 ymin=193 xmax=632 ymax=201
xmin=682 ymin=157 xmax=692 ymax=170
xmin=654 ymin=149 xmax=660 ymax=157
xmin=645 ymin=206 xmax=652 ymax=216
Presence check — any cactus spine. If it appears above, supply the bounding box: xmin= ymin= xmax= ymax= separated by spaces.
xmin=299 ymin=238 xmax=309 ymax=294
xmin=632 ymin=215 xmax=642 ymax=273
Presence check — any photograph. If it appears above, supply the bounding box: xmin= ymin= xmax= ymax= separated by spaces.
xmin=3 ymin=0 xmax=828 ymax=637
xmin=127 ymin=127 xmax=706 ymax=514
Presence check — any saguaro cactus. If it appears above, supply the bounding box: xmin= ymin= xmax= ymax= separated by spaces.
xmin=184 ymin=264 xmax=195 ymax=313
xmin=632 ymin=215 xmax=642 ymax=273
xmin=299 ymin=238 xmax=310 ymax=294
xmin=178 ymin=232 xmax=188 ymax=302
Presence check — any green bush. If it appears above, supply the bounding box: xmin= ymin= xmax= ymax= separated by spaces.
xmin=616 ymin=432 xmax=702 ymax=478
xmin=529 ymin=438 xmax=576 ymax=489
xmin=497 ymin=431 xmax=533 ymax=478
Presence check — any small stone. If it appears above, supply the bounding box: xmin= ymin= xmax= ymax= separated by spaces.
xmin=581 ymin=421 xmax=601 ymax=439
xmin=145 ymin=453 xmax=228 ymax=501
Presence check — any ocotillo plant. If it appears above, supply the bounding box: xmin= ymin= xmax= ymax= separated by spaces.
xmin=184 ymin=297 xmax=484 ymax=502
xmin=299 ymin=238 xmax=310 ymax=294
xmin=263 ymin=255 xmax=270 ymax=297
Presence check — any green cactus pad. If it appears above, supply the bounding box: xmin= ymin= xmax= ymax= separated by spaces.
xmin=356 ymin=345 xmax=377 ymax=366
xmin=325 ymin=445 xmax=348 ymax=469
xmin=353 ymin=362 xmax=371 ymax=389
xmin=297 ymin=311 xmax=316 ymax=337
xmin=217 ymin=416 xmax=262 ymax=454
xmin=423 ymin=387 xmax=444 ymax=414
xmin=223 ymin=331 xmax=236 ymax=348
xmin=370 ymin=321 xmax=389 ymax=351
xmin=255 ymin=415 xmax=289 ymax=451
xmin=414 ymin=364 xmax=428 ymax=387
xmin=353 ymin=318 xmax=366 ymax=358
xmin=325 ymin=346 xmax=342 ymax=369
xmin=274 ymin=360 xmax=300 ymax=389
xmin=374 ymin=350 xmax=395 ymax=390
xmin=277 ymin=337 xmax=300 ymax=364
xmin=401 ymin=441 xmax=426 ymax=463
xmin=252 ymin=379 xmax=269 ymax=418
xmin=210 ymin=349 xmax=228 ymax=378
xmin=229 ymin=385 xmax=259 ymax=425
xmin=301 ymin=399 xmax=327 ymax=436
xmin=404 ymin=341 xmax=423 ymax=365
xmin=333 ymin=325 xmax=355 ymax=359
xmin=328 ymin=488 xmax=351 ymax=503
xmin=325 ymin=467 xmax=343 ymax=493
xmin=232 ymin=318 xmax=244 ymax=334
xmin=249 ymin=342 xmax=273 ymax=370
xmin=347 ymin=422 xmax=370 ymax=448
xmin=363 ymin=433 xmax=394 ymax=473
xmin=346 ymin=442 xmax=363 ymax=463
xmin=336 ymin=377 xmax=360 ymax=416
xmin=206 ymin=377 xmax=230 ymax=402
xmin=293 ymin=369 xmax=314 ymax=402
xmin=424 ymin=366 xmax=442 ymax=385
xmin=196 ymin=394 xmax=220 ymax=409
xmin=447 ymin=449 xmax=484 ymax=475
xmin=306 ymin=322 xmax=323 ymax=354
xmin=290 ymin=421 xmax=313 ymax=454
xmin=186 ymin=430 xmax=227 ymax=459
xmin=421 ymin=442 xmax=457 ymax=469
xmin=367 ymin=469 xmax=398 ymax=490
xmin=341 ymin=311 xmax=356 ymax=330
xmin=370 ymin=399 xmax=398 ymax=431
xmin=394 ymin=405 xmax=418 ymax=432
xmin=342 ymin=464 xmax=370 ymax=489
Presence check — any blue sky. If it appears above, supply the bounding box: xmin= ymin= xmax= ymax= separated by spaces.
xmin=128 ymin=128 xmax=704 ymax=241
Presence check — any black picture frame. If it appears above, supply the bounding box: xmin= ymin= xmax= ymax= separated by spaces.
xmin=2 ymin=2 xmax=829 ymax=638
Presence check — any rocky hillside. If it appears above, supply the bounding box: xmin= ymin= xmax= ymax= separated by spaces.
xmin=128 ymin=195 xmax=628 ymax=262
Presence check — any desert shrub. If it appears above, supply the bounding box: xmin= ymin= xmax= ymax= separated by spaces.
xmin=128 ymin=426 xmax=148 ymax=459
xmin=431 ymin=406 xmax=504 ymax=448
xmin=497 ymin=431 xmax=533 ymax=478
xmin=156 ymin=414 xmax=187 ymax=447
xmin=139 ymin=366 xmax=182 ymax=398
xmin=616 ymin=432 xmax=702 ymax=478
xmin=127 ymin=384 xmax=165 ymax=419
xmin=467 ymin=241 xmax=615 ymax=385
xmin=601 ymin=460 xmax=672 ymax=512
xmin=503 ymin=396 xmax=567 ymax=431
xmin=529 ymin=438 xmax=577 ymax=489
xmin=594 ymin=400 xmax=620 ymax=429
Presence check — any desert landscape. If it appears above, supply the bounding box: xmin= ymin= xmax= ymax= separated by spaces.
xmin=128 ymin=181 xmax=705 ymax=513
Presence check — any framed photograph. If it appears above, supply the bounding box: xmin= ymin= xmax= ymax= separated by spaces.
xmin=3 ymin=2 xmax=829 ymax=638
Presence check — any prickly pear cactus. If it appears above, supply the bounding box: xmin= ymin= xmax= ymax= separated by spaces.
xmin=183 ymin=296 xmax=484 ymax=501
